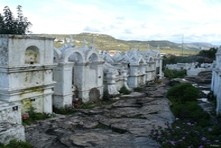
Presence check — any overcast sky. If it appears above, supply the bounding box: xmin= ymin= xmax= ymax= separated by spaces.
xmin=1 ymin=0 xmax=221 ymax=45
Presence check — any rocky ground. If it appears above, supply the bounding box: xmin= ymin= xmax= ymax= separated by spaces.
xmin=25 ymin=83 xmax=175 ymax=148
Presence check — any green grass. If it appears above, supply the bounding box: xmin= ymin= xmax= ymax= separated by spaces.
xmin=0 ymin=139 xmax=33 ymax=148
xmin=53 ymin=106 xmax=76 ymax=115
xmin=22 ymin=107 xmax=55 ymax=125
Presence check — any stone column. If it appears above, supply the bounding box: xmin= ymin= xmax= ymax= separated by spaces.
xmin=73 ymin=62 xmax=88 ymax=102
xmin=120 ymin=69 xmax=131 ymax=91
xmin=159 ymin=58 xmax=164 ymax=79
xmin=53 ymin=62 xmax=73 ymax=108
xmin=214 ymin=70 xmax=219 ymax=96
xmin=216 ymin=73 xmax=221 ymax=115
xmin=43 ymin=94 xmax=53 ymax=113
xmin=96 ymin=61 xmax=104 ymax=99
xmin=211 ymin=70 xmax=215 ymax=92
xmin=139 ymin=63 xmax=147 ymax=85
xmin=128 ymin=64 xmax=139 ymax=88
xmin=106 ymin=71 xmax=119 ymax=95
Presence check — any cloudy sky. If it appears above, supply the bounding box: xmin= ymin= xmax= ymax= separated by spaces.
xmin=1 ymin=0 xmax=221 ymax=45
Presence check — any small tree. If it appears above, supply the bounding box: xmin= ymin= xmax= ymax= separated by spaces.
xmin=0 ymin=5 xmax=32 ymax=34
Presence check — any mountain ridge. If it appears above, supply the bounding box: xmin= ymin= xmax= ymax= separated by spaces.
xmin=33 ymin=33 xmax=216 ymax=52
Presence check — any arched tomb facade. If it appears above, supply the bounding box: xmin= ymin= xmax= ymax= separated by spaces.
xmin=53 ymin=37 xmax=104 ymax=108
xmin=0 ymin=35 xmax=56 ymax=114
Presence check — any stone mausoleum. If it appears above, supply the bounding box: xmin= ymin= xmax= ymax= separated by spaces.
xmin=53 ymin=38 xmax=104 ymax=108
xmin=0 ymin=34 xmax=163 ymax=144
xmin=0 ymin=35 xmax=56 ymax=144
xmin=0 ymin=35 xmax=56 ymax=114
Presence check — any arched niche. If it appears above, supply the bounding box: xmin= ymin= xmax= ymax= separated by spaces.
xmin=147 ymin=56 xmax=154 ymax=64
xmin=88 ymin=53 xmax=98 ymax=62
xmin=138 ymin=57 xmax=146 ymax=64
xmin=88 ymin=53 xmax=98 ymax=70
xmin=69 ymin=52 xmax=84 ymax=63
xmin=64 ymin=48 xmax=85 ymax=63
xmin=147 ymin=57 xmax=154 ymax=69
xmin=25 ymin=46 xmax=40 ymax=64
xmin=68 ymin=51 xmax=85 ymax=94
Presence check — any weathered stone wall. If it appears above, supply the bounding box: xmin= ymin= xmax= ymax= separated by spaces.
xmin=0 ymin=101 xmax=22 ymax=124
xmin=0 ymin=36 xmax=9 ymax=65
xmin=0 ymin=35 xmax=56 ymax=113
xmin=0 ymin=122 xmax=25 ymax=145
xmin=211 ymin=46 xmax=221 ymax=115
xmin=0 ymin=101 xmax=25 ymax=145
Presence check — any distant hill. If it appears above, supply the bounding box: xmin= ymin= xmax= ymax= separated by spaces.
xmin=32 ymin=33 xmax=217 ymax=54
xmin=184 ymin=42 xmax=216 ymax=50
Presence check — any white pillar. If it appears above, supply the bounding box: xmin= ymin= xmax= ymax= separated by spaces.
xmin=53 ymin=62 xmax=73 ymax=108
xmin=128 ymin=64 xmax=139 ymax=88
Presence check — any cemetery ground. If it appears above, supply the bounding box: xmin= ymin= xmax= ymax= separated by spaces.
xmin=23 ymin=82 xmax=173 ymax=148
xmin=3 ymin=77 xmax=221 ymax=148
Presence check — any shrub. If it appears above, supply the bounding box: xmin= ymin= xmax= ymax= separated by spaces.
xmin=171 ymin=102 xmax=210 ymax=126
xmin=166 ymin=82 xmax=199 ymax=103
xmin=22 ymin=107 xmax=54 ymax=125
xmin=163 ymin=69 xmax=186 ymax=80
xmin=119 ymin=86 xmax=131 ymax=94
xmin=149 ymin=81 xmax=221 ymax=147
xmin=149 ymin=120 xmax=221 ymax=148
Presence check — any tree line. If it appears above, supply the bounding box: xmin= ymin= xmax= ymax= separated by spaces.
xmin=0 ymin=5 xmax=32 ymax=34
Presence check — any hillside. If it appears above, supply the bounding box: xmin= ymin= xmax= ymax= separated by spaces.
xmin=33 ymin=33 xmax=216 ymax=55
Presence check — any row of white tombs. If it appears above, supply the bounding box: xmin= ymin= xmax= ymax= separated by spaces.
xmin=1 ymin=35 xmax=221 ymax=144
xmin=0 ymin=35 xmax=163 ymax=117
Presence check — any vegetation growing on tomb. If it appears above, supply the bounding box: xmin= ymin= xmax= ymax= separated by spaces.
xmin=0 ymin=139 xmax=33 ymax=148
xmin=0 ymin=5 xmax=32 ymax=34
